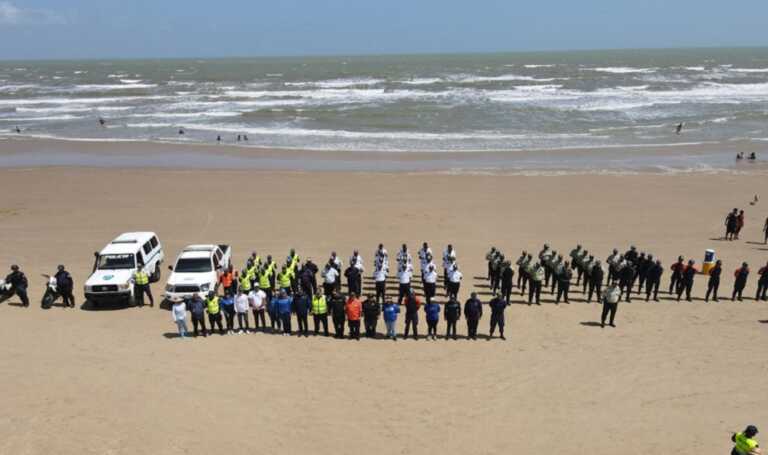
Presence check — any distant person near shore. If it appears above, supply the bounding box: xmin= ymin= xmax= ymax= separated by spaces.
xmin=675 ymin=122 xmax=683 ymax=134
xmin=735 ymin=210 xmax=745 ymax=239
xmin=725 ymin=208 xmax=739 ymax=240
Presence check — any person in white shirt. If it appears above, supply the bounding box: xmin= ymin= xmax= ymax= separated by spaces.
xmin=374 ymin=243 xmax=389 ymax=269
xmin=234 ymin=290 xmax=250 ymax=334
xmin=397 ymin=244 xmax=412 ymax=269
xmin=448 ymin=264 xmax=463 ymax=300
xmin=350 ymin=250 xmax=364 ymax=272
xmin=398 ymin=264 xmax=413 ymax=304
xmin=423 ymin=263 xmax=438 ymax=304
xmin=248 ymin=286 xmax=267 ymax=331
xmin=374 ymin=264 xmax=388 ymax=304
xmin=323 ymin=263 xmax=340 ymax=297
xmin=171 ymin=300 xmax=188 ymax=338
xmin=329 ymin=252 xmax=343 ymax=292
xmin=443 ymin=244 xmax=457 ymax=288
xmin=418 ymin=242 xmax=432 ymax=277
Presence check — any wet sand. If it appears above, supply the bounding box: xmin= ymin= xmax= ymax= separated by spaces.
xmin=0 ymin=166 xmax=767 ymax=454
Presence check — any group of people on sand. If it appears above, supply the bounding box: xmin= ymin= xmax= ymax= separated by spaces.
xmin=725 ymin=208 xmax=747 ymax=240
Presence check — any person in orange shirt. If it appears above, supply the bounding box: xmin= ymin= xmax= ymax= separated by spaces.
xmin=345 ymin=293 xmax=363 ymax=340
xmin=219 ymin=265 xmax=236 ymax=296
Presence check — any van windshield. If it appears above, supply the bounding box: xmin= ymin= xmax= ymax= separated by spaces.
xmin=98 ymin=254 xmax=135 ymax=270
xmin=175 ymin=258 xmax=212 ymax=273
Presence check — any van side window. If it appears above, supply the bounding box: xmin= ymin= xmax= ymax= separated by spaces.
xmin=143 ymin=242 xmax=152 ymax=255
xmin=150 ymin=236 xmax=159 ymax=248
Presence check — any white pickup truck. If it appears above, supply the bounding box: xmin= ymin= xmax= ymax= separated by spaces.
xmin=163 ymin=244 xmax=232 ymax=302
xmin=84 ymin=232 xmax=164 ymax=306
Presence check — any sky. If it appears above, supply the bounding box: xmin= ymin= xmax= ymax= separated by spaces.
xmin=1 ymin=0 xmax=767 ymax=60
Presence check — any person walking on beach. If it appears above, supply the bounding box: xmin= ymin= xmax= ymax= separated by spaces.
xmin=588 ymin=260 xmax=604 ymax=303
xmin=757 ymin=261 xmax=768 ymax=301
xmin=500 ymin=261 xmax=514 ymax=304
xmin=444 ymin=297 xmax=461 ymax=340
xmin=171 ymin=299 xmax=188 ymax=338
xmin=293 ymin=289 xmax=311 ymax=337
xmin=132 ymin=265 xmax=153 ymax=307
xmin=345 ymin=293 xmax=362 ymax=340
xmin=669 ymin=256 xmax=685 ymax=294
xmin=731 ymin=425 xmax=759 ymax=455
xmin=402 ymin=289 xmax=421 ymax=340
xmin=249 ymin=285 xmax=267 ymax=331
xmin=188 ymin=293 xmax=207 ymax=337
xmin=645 ymin=259 xmax=663 ymax=302
xmin=362 ymin=295 xmax=380 ymax=338
xmin=464 ymin=292 xmax=483 ymax=340
xmin=732 ymin=262 xmax=750 ymax=301
xmin=735 ymin=210 xmax=745 ymax=240
xmin=311 ymin=292 xmax=329 ymax=336
xmin=234 ymin=290 xmax=250 ymax=334
xmin=424 ymin=297 xmax=440 ymax=340
xmin=705 ymin=260 xmax=723 ymax=302
xmin=725 ymin=209 xmax=738 ymax=240
xmin=330 ymin=291 xmax=347 ymax=339
xmin=382 ymin=299 xmax=400 ymax=340
xmin=488 ymin=293 xmax=509 ymax=340
xmin=677 ymin=260 xmax=697 ymax=302
xmin=556 ymin=261 xmax=572 ymax=304
xmin=54 ymin=264 xmax=75 ymax=308
xmin=206 ymin=292 xmax=224 ymax=335
xmin=601 ymin=282 xmax=621 ymax=328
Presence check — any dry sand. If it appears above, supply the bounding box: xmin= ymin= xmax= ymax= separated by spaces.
xmin=1 ymin=166 xmax=767 ymax=454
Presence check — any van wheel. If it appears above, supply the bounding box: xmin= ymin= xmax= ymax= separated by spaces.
xmin=150 ymin=266 xmax=161 ymax=283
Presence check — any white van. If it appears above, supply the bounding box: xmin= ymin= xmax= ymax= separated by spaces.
xmin=84 ymin=232 xmax=164 ymax=305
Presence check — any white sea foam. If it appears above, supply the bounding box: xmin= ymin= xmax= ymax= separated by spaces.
xmin=285 ymin=77 xmax=385 ymax=88
xmin=73 ymin=83 xmax=157 ymax=91
xmin=452 ymin=74 xmax=556 ymax=83
xmin=591 ymin=67 xmax=657 ymax=74
xmin=119 ymin=79 xmax=143 ymax=84
xmin=729 ymin=68 xmax=768 ymax=73
xmin=524 ymin=64 xmax=555 ymax=68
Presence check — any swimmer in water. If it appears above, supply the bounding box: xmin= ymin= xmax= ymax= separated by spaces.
xmin=675 ymin=122 xmax=683 ymax=135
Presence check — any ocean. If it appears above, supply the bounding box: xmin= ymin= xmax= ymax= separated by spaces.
xmin=1 ymin=48 xmax=768 ymax=154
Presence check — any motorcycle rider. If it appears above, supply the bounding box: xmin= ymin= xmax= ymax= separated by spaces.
xmin=5 ymin=264 xmax=30 ymax=307
xmin=54 ymin=265 xmax=75 ymax=308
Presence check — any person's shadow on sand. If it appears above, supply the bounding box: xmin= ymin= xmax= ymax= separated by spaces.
xmin=580 ymin=321 xmax=603 ymax=328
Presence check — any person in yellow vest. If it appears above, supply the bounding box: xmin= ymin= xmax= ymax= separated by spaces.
xmin=205 ymin=291 xmax=224 ymax=335
xmin=311 ymin=292 xmax=329 ymax=336
xmin=238 ymin=269 xmax=252 ymax=294
xmin=732 ymin=426 xmax=760 ymax=455
xmin=277 ymin=265 xmax=292 ymax=294
xmin=258 ymin=266 xmax=273 ymax=301
xmin=132 ymin=266 xmax=154 ymax=307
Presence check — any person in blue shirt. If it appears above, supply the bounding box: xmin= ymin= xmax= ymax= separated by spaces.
xmin=488 ymin=293 xmax=509 ymax=340
xmin=464 ymin=292 xmax=483 ymax=340
xmin=220 ymin=292 xmax=236 ymax=335
xmin=424 ymin=300 xmax=440 ymax=340
xmin=292 ymin=289 xmax=311 ymax=337
xmin=274 ymin=289 xmax=294 ymax=335
xmin=267 ymin=292 xmax=282 ymax=333
xmin=382 ymin=299 xmax=400 ymax=340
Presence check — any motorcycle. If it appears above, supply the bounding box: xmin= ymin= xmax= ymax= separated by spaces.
xmin=41 ymin=274 xmax=59 ymax=309
xmin=0 ymin=279 xmax=12 ymax=304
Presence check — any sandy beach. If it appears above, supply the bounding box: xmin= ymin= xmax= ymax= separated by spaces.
xmin=0 ymin=155 xmax=767 ymax=454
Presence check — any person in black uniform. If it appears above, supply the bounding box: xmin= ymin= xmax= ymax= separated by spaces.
xmin=645 ymin=259 xmax=663 ymax=302
xmin=344 ymin=264 xmax=361 ymax=297
xmin=488 ymin=293 xmax=509 ymax=340
xmin=588 ymin=260 xmax=604 ymax=303
xmin=732 ymin=263 xmax=750 ymax=301
xmin=444 ymin=297 xmax=461 ymax=340
xmin=624 ymin=246 xmax=639 ymax=264
xmin=705 ymin=260 xmax=722 ymax=302
xmin=54 ymin=264 xmax=75 ymax=308
xmin=4 ymin=265 xmax=30 ymax=307
xmin=329 ymin=291 xmax=347 ymax=338
xmin=636 ymin=253 xmax=650 ymax=294
xmin=463 ymin=292 xmax=483 ymax=340
xmin=402 ymin=289 xmax=421 ymax=340
xmin=677 ymin=260 xmax=696 ymax=302
xmin=669 ymin=256 xmax=684 ymax=294
xmin=500 ymin=261 xmax=514 ymax=304
xmin=619 ymin=262 xmax=635 ymax=302
xmin=556 ymin=261 xmax=572 ymax=304
xmin=362 ymin=295 xmax=380 ymax=338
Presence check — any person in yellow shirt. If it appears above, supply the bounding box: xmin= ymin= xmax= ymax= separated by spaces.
xmin=732 ymin=425 xmax=760 ymax=455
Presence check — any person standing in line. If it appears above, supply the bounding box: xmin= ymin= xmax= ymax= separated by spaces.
xmin=516 ymin=251 xmax=528 ymax=291
xmin=132 ymin=265 xmax=153 ymax=307
xmin=705 ymin=260 xmax=722 ymax=302
xmin=258 ymin=265 xmax=273 ymax=303
xmin=606 ymin=249 xmax=620 ymax=284
xmin=669 ymin=256 xmax=685 ymax=294
xmin=397 ymin=263 xmax=413 ymax=304
xmin=490 ymin=252 xmax=504 ymax=294
xmin=538 ymin=244 xmax=553 ymax=288
xmin=732 ymin=262 xmax=750 ymax=301
xmin=725 ymin=208 xmax=738 ymax=240
xmin=171 ymin=299 xmax=188 ymax=338
xmin=500 ymin=261 xmax=514 ymax=305
xmin=555 ymin=260 xmax=572 ymax=304
xmin=344 ymin=263 xmax=362 ymax=297
xmin=373 ymin=261 xmax=388 ymax=304
xmin=249 ymin=285 xmax=267 ymax=331
xmin=601 ymin=282 xmax=621 ymax=328
xmin=345 ymin=293 xmax=363 ymax=340
xmin=382 ymin=299 xmax=400 ymax=340
xmin=374 ymin=243 xmax=389 ymax=270
xmin=581 ymin=255 xmax=595 ymax=294
xmin=550 ymin=254 xmax=564 ymax=295
xmin=322 ymin=262 xmax=339 ymax=298
xmin=293 ymin=289 xmax=311 ymax=337
xmin=219 ymin=265 xmax=236 ymax=297
xmin=444 ymin=297 xmax=461 ymax=340
xmin=423 ymin=262 xmax=438 ymax=304
xmin=464 ymin=292 xmax=483 ymax=340
xmin=757 ymin=261 xmax=768 ymax=301
xmin=267 ymin=287 xmax=282 ymax=332
xmin=206 ymin=292 xmax=224 ymax=335
xmin=645 ymin=259 xmax=663 ymax=302
xmin=735 ymin=209 xmax=745 ymax=240
xmin=311 ymin=292 xmax=329 ymax=336
xmin=488 ymin=293 xmax=509 ymax=340
xmin=362 ymin=295 xmax=380 ymax=338
xmin=402 ymin=289 xmax=422 ymax=340
xmin=330 ymin=290 xmax=347 ymax=339
xmin=188 ymin=293 xmax=207 ymax=337
xmin=442 ymin=244 xmax=456 ymax=289
xmin=677 ymin=260 xmax=697 ymax=302
xmin=448 ymin=264 xmax=463 ymax=300
xmin=528 ymin=262 xmax=544 ymax=305
xmin=618 ymin=260 xmax=636 ymax=303
xmin=234 ymin=290 xmax=250 ymax=334
xmin=485 ymin=247 xmax=498 ymax=281
xmin=54 ymin=265 xmax=75 ymax=308
xmin=330 ymin=252 xmax=343 ymax=293
xmin=220 ymin=292 xmax=236 ymax=335
xmin=419 ymin=242 xmax=433 ymax=281
xmin=424 ymin=297 xmax=440 ymax=340
xmin=636 ymin=253 xmax=650 ymax=294
xmin=569 ymin=245 xmax=583 ymax=286
xmin=274 ymin=289 xmax=293 ymax=336
xmin=588 ymin=260 xmax=604 ymax=303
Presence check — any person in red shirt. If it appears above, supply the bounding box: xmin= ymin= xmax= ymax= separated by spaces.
xmin=735 ymin=210 xmax=745 ymax=240
xmin=345 ymin=293 xmax=363 ymax=340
